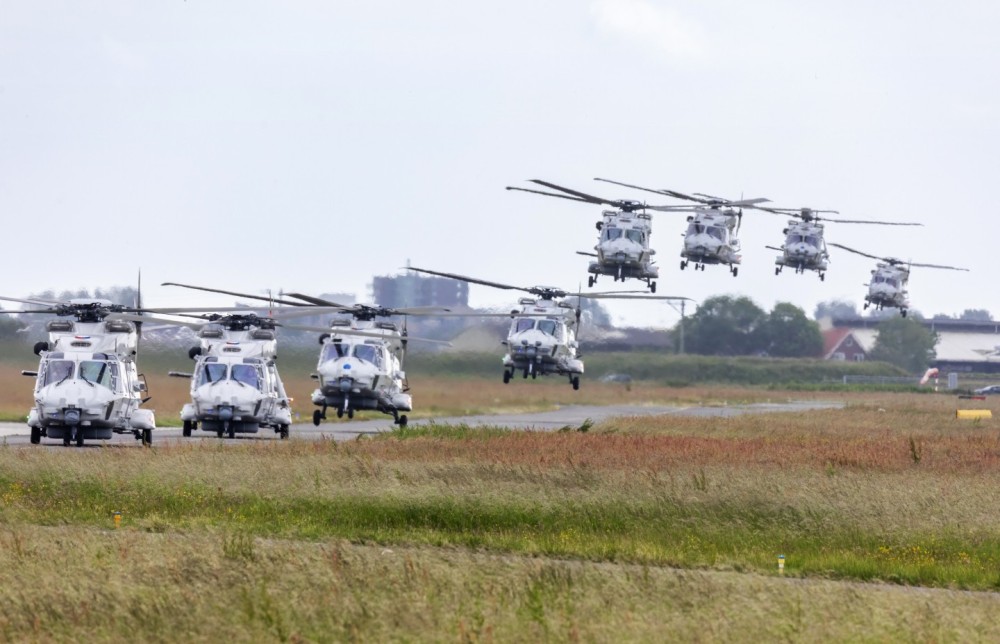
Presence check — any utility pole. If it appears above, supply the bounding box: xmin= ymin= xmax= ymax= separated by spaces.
xmin=666 ymin=298 xmax=689 ymax=354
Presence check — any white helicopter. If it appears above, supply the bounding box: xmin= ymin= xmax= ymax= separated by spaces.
xmin=407 ymin=267 xmax=688 ymax=388
xmin=0 ymin=296 xmax=157 ymax=447
xmin=758 ymin=207 xmax=923 ymax=280
xmin=829 ymin=243 xmax=970 ymax=317
xmin=592 ymin=178 xmax=770 ymax=277
xmin=506 ymin=180 xmax=663 ymax=291
xmin=156 ymin=283 xmax=335 ymax=439
xmin=253 ymin=292 xmax=463 ymax=428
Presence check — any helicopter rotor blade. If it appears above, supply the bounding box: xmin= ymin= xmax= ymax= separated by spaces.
xmin=823 ymin=217 xmax=923 ymax=226
xmin=161 ymin=283 xmax=308 ymax=307
xmin=526 ymin=180 xmax=621 ymax=207
xmin=282 ymin=293 xmax=354 ymax=309
xmin=407 ymin=267 xmax=529 ymax=293
xmin=505 ymin=186 xmax=594 ymax=204
xmin=0 ymin=295 xmax=64 ymax=309
xmin=828 ymin=243 xmax=886 ymax=262
xmin=907 ymin=261 xmax=970 ymax=271
xmin=580 ymin=294 xmax=693 ymax=301
xmin=576 ymin=251 xmax=599 ymax=258
xmin=593 ymin=177 xmax=673 ymax=197
xmin=281 ymin=323 xmax=452 ymax=345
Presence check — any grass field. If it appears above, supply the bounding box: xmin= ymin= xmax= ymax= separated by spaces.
xmin=3 ymin=389 xmax=1000 ymax=640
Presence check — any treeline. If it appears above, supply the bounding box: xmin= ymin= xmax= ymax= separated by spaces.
xmin=681 ymin=296 xmax=822 ymax=357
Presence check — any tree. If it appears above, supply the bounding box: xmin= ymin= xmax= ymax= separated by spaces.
xmin=684 ymin=295 xmax=767 ymax=356
xmin=0 ymin=312 xmax=25 ymax=340
xmin=959 ymin=309 xmax=992 ymax=322
xmin=814 ymin=299 xmax=858 ymax=321
xmin=758 ymin=302 xmax=823 ymax=357
xmin=869 ymin=317 xmax=938 ymax=372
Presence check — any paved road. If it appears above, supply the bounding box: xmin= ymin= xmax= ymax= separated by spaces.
xmin=0 ymin=400 xmax=842 ymax=448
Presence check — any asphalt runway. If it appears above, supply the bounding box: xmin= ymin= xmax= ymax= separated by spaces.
xmin=0 ymin=399 xmax=843 ymax=448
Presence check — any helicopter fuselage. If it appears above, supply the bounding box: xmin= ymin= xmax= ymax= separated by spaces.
xmin=587 ymin=210 xmax=658 ymax=289
xmin=26 ymin=317 xmax=155 ymax=445
xmin=679 ymin=209 xmax=741 ymax=275
xmin=864 ymin=263 xmax=910 ymax=313
xmin=502 ymin=298 xmax=583 ymax=387
xmin=179 ymin=323 xmax=292 ymax=438
xmin=310 ymin=320 xmax=412 ymax=423
xmin=774 ymin=220 xmax=829 ymax=277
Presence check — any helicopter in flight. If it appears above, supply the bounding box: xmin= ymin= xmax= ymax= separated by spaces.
xmin=828 ymin=243 xmax=970 ymax=317
xmin=758 ymin=207 xmax=923 ymax=281
xmin=0 ymin=295 xmax=157 ymax=447
xmin=407 ymin=267 xmax=688 ymax=388
xmin=506 ymin=179 xmax=663 ymax=291
xmin=592 ymin=178 xmax=769 ymax=277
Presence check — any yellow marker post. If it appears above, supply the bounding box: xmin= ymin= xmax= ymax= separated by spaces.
xmin=113 ymin=511 xmax=122 ymax=529
xmin=778 ymin=554 xmax=785 ymax=573
xmin=956 ymin=410 xmax=993 ymax=420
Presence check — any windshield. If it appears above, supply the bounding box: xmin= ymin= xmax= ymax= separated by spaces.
xmin=603 ymin=227 xmax=623 ymax=241
xmin=708 ymin=226 xmax=724 ymax=240
xmin=198 ymin=363 xmax=228 ymax=386
xmin=43 ymin=360 xmax=74 ymax=386
xmin=353 ymin=344 xmax=380 ymax=366
xmin=231 ymin=364 xmax=261 ymax=389
xmin=625 ymin=229 xmax=643 ymax=244
xmin=537 ymin=320 xmax=557 ymax=336
xmin=322 ymin=342 xmax=351 ymax=362
xmin=514 ymin=318 xmax=535 ymax=333
xmin=687 ymin=222 xmax=704 ymax=235
xmin=79 ymin=361 xmax=114 ymax=389
xmin=786 ymin=233 xmax=819 ymax=247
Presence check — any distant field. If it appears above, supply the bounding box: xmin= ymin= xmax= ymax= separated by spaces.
xmin=3 ymin=390 xmax=1000 ymax=640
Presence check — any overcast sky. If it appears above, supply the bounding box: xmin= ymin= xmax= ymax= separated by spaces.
xmin=1 ymin=1 xmax=997 ymax=327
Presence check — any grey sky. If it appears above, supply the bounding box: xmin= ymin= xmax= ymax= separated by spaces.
xmin=1 ymin=1 xmax=997 ymax=326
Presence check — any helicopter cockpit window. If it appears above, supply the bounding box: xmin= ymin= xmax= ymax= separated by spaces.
xmin=231 ymin=364 xmax=261 ymax=390
xmin=708 ymin=226 xmax=724 ymax=240
xmin=603 ymin=227 xmax=623 ymax=241
xmin=322 ymin=342 xmax=351 ymax=362
xmin=79 ymin=361 xmax=114 ymax=389
xmin=687 ymin=222 xmax=705 ymax=236
xmin=886 ymin=278 xmax=898 ymax=288
xmin=514 ymin=318 xmax=535 ymax=333
xmin=353 ymin=344 xmax=382 ymax=367
xmin=42 ymin=360 xmax=74 ymax=386
xmin=198 ymin=362 xmax=228 ymax=386
xmin=625 ymin=229 xmax=643 ymax=244
xmin=805 ymin=235 xmax=820 ymax=247
xmin=537 ymin=320 xmax=557 ymax=336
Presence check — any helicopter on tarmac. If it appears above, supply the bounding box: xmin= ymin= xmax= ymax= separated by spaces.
xmin=757 ymin=207 xmax=923 ymax=281
xmin=0 ymin=295 xmax=157 ymax=447
xmin=506 ymin=180 xmax=664 ymax=292
xmin=828 ymin=243 xmax=969 ymax=317
xmin=163 ymin=311 xmax=294 ymax=440
xmin=407 ymin=267 xmax=689 ymax=388
xmin=592 ymin=178 xmax=770 ymax=277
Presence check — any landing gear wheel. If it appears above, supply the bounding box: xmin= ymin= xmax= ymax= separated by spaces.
xmin=819 ymin=273 xmax=825 ymax=282
xmin=227 ymin=423 xmax=236 ymax=439
xmin=775 ymin=267 xmax=781 ymax=276
xmin=63 ymin=432 xmax=71 ymax=447
xmin=588 ymin=275 xmax=595 ymax=288
xmin=397 ymin=415 xmax=408 ymax=427
xmin=680 ymin=260 xmax=686 ymax=270
xmin=347 ymin=409 xmax=354 ymax=420
xmin=313 ymin=409 xmax=323 ymax=426
xmin=279 ymin=425 xmax=289 ymax=440
xmin=217 ymin=429 xmax=224 ymax=438
xmin=182 ymin=420 xmax=192 ymax=437
xmin=142 ymin=428 xmax=152 ymax=447
xmin=76 ymin=431 xmax=84 ymax=447
xmin=901 ymin=309 xmax=908 ymax=318
xmin=503 ymin=370 xmax=511 ymax=384
xmin=650 ymin=281 xmax=657 ymax=293
xmin=523 ymin=369 xmax=529 ymax=379
xmin=531 ymin=371 xmax=537 ymax=380
xmin=336 ymin=408 xmax=344 ymax=419
xmin=732 ymin=266 xmax=739 ymax=277
xmin=571 ymin=376 xmax=580 ymax=391
xmin=30 ymin=427 xmax=40 ymax=445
